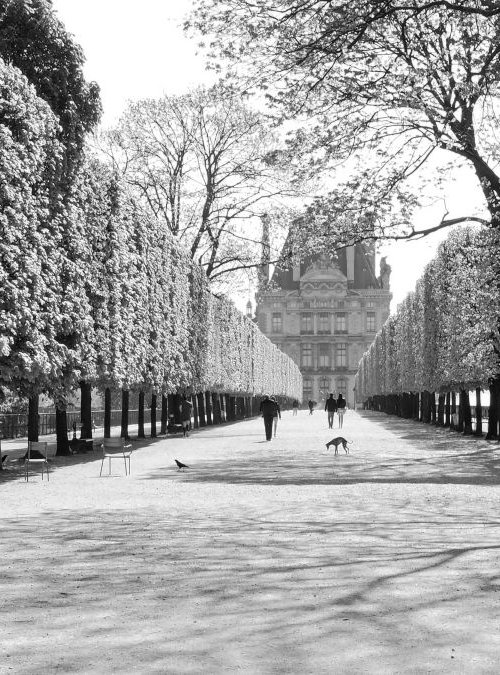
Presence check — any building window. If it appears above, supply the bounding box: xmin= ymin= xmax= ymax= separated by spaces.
xmin=259 ymin=314 xmax=267 ymax=332
xmin=335 ymin=312 xmax=347 ymax=333
xmin=272 ymin=313 xmax=282 ymax=333
xmin=272 ymin=300 xmax=282 ymax=309
xmin=337 ymin=377 xmax=347 ymax=398
xmin=301 ymin=343 xmax=313 ymax=367
xmin=318 ymin=312 xmax=330 ymax=334
xmin=366 ymin=311 xmax=376 ymax=332
xmin=318 ymin=343 xmax=330 ymax=368
xmin=319 ymin=376 xmax=330 ymax=395
xmin=336 ymin=343 xmax=347 ymax=367
xmin=303 ymin=376 xmax=313 ymax=400
xmin=367 ymin=301 xmax=375 ymax=309
xmin=301 ymin=313 xmax=313 ymax=334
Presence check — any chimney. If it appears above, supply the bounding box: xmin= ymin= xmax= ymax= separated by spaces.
xmin=346 ymin=245 xmax=355 ymax=286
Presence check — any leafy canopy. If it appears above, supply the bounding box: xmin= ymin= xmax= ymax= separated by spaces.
xmin=188 ymin=0 xmax=500 ymax=253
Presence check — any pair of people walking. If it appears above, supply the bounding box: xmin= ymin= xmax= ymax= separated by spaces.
xmin=259 ymin=395 xmax=281 ymax=440
xmin=325 ymin=393 xmax=346 ymax=429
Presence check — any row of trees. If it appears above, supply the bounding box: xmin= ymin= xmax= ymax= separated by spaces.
xmin=355 ymin=226 xmax=500 ymax=437
xmin=0 ymin=7 xmax=302 ymax=460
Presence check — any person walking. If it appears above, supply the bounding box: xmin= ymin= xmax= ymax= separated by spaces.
xmin=180 ymin=394 xmax=193 ymax=437
xmin=259 ymin=394 xmax=277 ymax=441
xmin=308 ymin=399 xmax=314 ymax=415
xmin=325 ymin=393 xmax=338 ymax=429
xmin=270 ymin=396 xmax=281 ymax=437
xmin=336 ymin=393 xmax=347 ymax=429
xmin=292 ymin=399 xmax=299 ymax=416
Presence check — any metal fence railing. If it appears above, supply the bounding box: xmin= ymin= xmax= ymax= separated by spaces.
xmin=0 ymin=409 xmax=150 ymax=439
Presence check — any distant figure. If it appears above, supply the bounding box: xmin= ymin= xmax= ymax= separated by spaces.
xmin=270 ymin=396 xmax=281 ymax=438
xmin=337 ymin=394 xmax=347 ymax=429
xmin=181 ymin=395 xmax=193 ymax=437
xmin=308 ymin=400 xmax=314 ymax=415
xmin=260 ymin=394 xmax=278 ymax=441
xmin=292 ymin=399 xmax=299 ymax=416
xmin=325 ymin=393 xmax=338 ymax=429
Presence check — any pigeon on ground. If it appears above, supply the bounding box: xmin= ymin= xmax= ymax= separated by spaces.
xmin=175 ymin=459 xmax=189 ymax=471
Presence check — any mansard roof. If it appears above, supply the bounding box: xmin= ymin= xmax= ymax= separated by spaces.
xmin=270 ymin=244 xmax=381 ymax=291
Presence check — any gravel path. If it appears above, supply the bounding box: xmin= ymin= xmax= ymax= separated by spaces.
xmin=2 ymin=409 xmax=500 ymax=674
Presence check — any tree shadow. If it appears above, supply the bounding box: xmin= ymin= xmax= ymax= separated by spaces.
xmin=3 ymin=503 xmax=500 ymax=672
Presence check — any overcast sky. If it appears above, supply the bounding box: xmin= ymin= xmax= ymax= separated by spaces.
xmin=51 ymin=0 xmax=486 ymax=312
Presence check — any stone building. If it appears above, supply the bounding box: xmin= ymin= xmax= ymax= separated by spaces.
xmin=255 ymin=244 xmax=392 ymax=407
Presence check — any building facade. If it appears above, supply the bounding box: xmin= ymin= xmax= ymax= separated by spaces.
xmin=255 ymin=245 xmax=392 ymax=407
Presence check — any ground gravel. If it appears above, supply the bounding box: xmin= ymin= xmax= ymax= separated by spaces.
xmin=2 ymin=409 xmax=500 ymax=674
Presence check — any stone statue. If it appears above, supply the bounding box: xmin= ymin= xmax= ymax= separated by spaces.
xmin=379 ymin=256 xmax=391 ymax=289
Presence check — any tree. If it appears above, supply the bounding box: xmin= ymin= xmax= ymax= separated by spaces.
xmin=0 ymin=57 xmax=64 ymax=402
xmin=100 ymin=84 xmax=295 ymax=285
xmin=188 ymin=1 xmax=500 ymax=248
xmin=0 ymin=0 xmax=101 ymax=175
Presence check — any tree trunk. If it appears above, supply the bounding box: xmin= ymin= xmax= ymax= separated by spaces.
xmin=192 ymin=394 xmax=199 ymax=429
xmin=459 ymin=389 xmax=472 ymax=434
xmin=161 ymin=394 xmax=168 ymax=434
xmin=205 ymin=391 xmax=213 ymax=425
xmin=121 ymin=389 xmax=129 ymax=439
xmin=55 ymin=403 xmax=71 ymax=456
xmin=445 ymin=392 xmax=451 ymax=427
xmin=456 ymin=391 xmax=465 ymax=432
xmin=474 ymin=387 xmax=483 ymax=437
xmin=220 ymin=394 xmax=226 ymax=422
xmin=138 ymin=391 xmax=145 ymax=439
xmin=80 ymin=381 xmax=92 ymax=438
xmin=213 ymin=393 xmax=221 ymax=424
xmin=421 ymin=391 xmax=430 ymax=423
xmin=104 ymin=387 xmax=111 ymax=438
xmin=225 ymin=394 xmax=232 ymax=421
xmin=437 ymin=394 xmax=445 ymax=426
xmin=486 ymin=377 xmax=500 ymax=440
xmin=411 ymin=392 xmax=419 ymax=420
xmin=28 ymin=394 xmax=39 ymax=443
xmin=430 ymin=392 xmax=436 ymax=424
xmin=150 ymin=393 xmax=157 ymax=438
xmin=197 ymin=392 xmax=206 ymax=426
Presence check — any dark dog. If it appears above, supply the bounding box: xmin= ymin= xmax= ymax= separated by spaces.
xmin=326 ymin=437 xmax=351 ymax=455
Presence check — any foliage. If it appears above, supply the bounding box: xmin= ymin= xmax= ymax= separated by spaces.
xmin=0 ymin=0 xmax=101 ymax=172
xmin=356 ymin=226 xmax=500 ymax=398
xmin=188 ymin=0 xmax=500 ymax=251
xmin=0 ymin=57 xmax=64 ymax=397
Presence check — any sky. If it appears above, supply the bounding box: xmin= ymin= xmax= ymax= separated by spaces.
xmin=51 ymin=0 xmax=487 ymax=313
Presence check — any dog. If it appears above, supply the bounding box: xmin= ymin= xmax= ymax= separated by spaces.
xmin=325 ymin=436 xmax=351 ymax=455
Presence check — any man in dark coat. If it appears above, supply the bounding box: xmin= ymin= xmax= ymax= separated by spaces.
xmin=325 ymin=393 xmax=338 ymax=429
xmin=259 ymin=394 xmax=277 ymax=441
